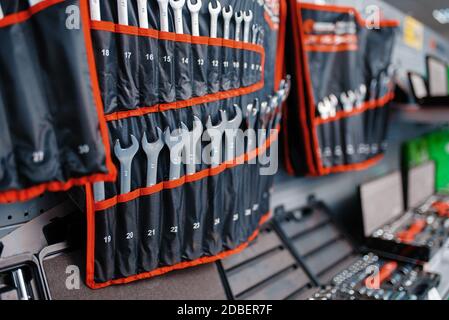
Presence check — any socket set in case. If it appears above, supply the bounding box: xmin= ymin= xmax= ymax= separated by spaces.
xmin=271 ymin=199 xmax=440 ymax=300
xmin=361 ymin=163 xmax=449 ymax=262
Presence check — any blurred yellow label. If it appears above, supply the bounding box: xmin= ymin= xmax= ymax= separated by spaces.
xmin=403 ymin=16 xmax=424 ymax=51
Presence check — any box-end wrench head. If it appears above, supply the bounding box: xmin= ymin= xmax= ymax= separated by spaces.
xmin=184 ymin=116 xmax=203 ymax=175
xmin=222 ymin=5 xmax=233 ymax=40
xmin=208 ymin=0 xmax=221 ymax=38
xmin=234 ymin=11 xmax=243 ymax=41
xmin=165 ymin=126 xmax=187 ymax=180
xmin=206 ymin=110 xmax=226 ymax=167
xmin=224 ymin=105 xmax=243 ymax=161
xmin=89 ymin=0 xmax=101 ymax=21
xmin=157 ymin=0 xmax=170 ymax=32
xmin=170 ymin=0 xmax=185 ymax=34
xmin=114 ymin=135 xmax=139 ymax=194
xmin=187 ymin=0 xmax=202 ymax=36
xmin=142 ymin=128 xmax=164 ymax=187
xmin=243 ymin=10 xmax=253 ymax=43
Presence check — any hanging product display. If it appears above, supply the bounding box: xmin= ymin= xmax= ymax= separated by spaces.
xmin=0 ymin=0 xmax=116 ymax=203
xmin=283 ymin=2 xmax=399 ymax=176
xmin=84 ymin=0 xmax=287 ymax=289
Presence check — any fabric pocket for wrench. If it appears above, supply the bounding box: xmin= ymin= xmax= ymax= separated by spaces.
xmin=158 ymin=38 xmax=176 ymax=104
xmin=0 ymin=0 xmax=115 ymax=203
xmin=116 ymin=32 xmax=140 ymax=111
xmin=191 ymin=41 xmax=208 ymax=97
xmin=0 ymin=91 xmax=18 ymax=191
xmin=221 ymin=45 xmax=234 ymax=92
xmin=138 ymin=36 xmax=159 ymax=109
xmin=207 ymin=42 xmax=222 ymax=94
xmin=173 ymin=41 xmax=192 ymax=101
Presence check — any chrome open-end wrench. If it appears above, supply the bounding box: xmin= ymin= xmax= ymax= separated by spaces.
xmin=114 ymin=135 xmax=139 ymax=194
xmin=165 ymin=126 xmax=187 ymax=180
xmin=89 ymin=0 xmax=101 ymax=21
xmin=206 ymin=110 xmax=226 ymax=168
xmin=223 ymin=105 xmax=243 ymax=162
xmin=234 ymin=11 xmax=243 ymax=41
xmin=183 ymin=116 xmax=203 ymax=175
xmin=137 ymin=0 xmax=149 ymax=28
xmin=243 ymin=10 xmax=253 ymax=43
xmin=157 ymin=0 xmax=170 ymax=32
xmin=170 ymin=0 xmax=185 ymax=34
xmin=222 ymin=5 xmax=233 ymax=40
xmin=208 ymin=0 xmax=221 ymax=38
xmin=187 ymin=0 xmax=202 ymax=36
xmin=117 ymin=0 xmax=128 ymax=25
xmin=340 ymin=91 xmax=354 ymax=112
xmin=142 ymin=128 xmax=164 ymax=187
xmin=355 ymin=84 xmax=367 ymax=107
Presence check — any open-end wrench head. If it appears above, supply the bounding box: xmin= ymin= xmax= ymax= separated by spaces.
xmin=187 ymin=0 xmax=201 ymax=11
xmin=234 ymin=10 xmax=243 ymax=22
xmin=170 ymin=0 xmax=185 ymax=9
xmin=222 ymin=4 xmax=233 ymax=17
xmin=228 ymin=105 xmax=243 ymax=129
xmin=164 ymin=127 xmax=184 ymax=148
xmin=206 ymin=110 xmax=227 ymax=131
xmin=142 ymin=128 xmax=164 ymax=153
xmin=243 ymin=10 xmax=253 ymax=22
xmin=208 ymin=0 xmax=221 ymax=14
xmin=329 ymin=94 xmax=338 ymax=107
xmin=114 ymin=135 xmax=139 ymax=160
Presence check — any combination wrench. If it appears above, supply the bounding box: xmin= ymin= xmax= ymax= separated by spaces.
xmin=137 ymin=0 xmax=149 ymax=28
xmin=223 ymin=105 xmax=243 ymax=162
xmin=157 ymin=0 xmax=170 ymax=32
xmin=165 ymin=126 xmax=187 ymax=180
xmin=206 ymin=110 xmax=227 ymax=168
xmin=208 ymin=0 xmax=221 ymax=38
xmin=243 ymin=10 xmax=253 ymax=43
xmin=170 ymin=0 xmax=185 ymax=34
xmin=222 ymin=5 xmax=233 ymax=40
xmin=183 ymin=116 xmax=203 ymax=175
xmin=234 ymin=11 xmax=243 ymax=41
xmin=114 ymin=135 xmax=139 ymax=194
xmin=89 ymin=0 xmax=101 ymax=21
xmin=187 ymin=0 xmax=202 ymax=36
xmin=142 ymin=128 xmax=164 ymax=187
xmin=117 ymin=0 xmax=128 ymax=25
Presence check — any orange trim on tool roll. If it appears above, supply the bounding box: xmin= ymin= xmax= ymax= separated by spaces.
xmin=86 ymin=209 xmax=271 ymax=289
xmin=314 ymin=91 xmax=395 ymax=125
xmin=298 ymin=2 xmax=400 ymax=28
xmin=0 ymin=0 xmax=64 ymax=28
xmin=94 ymin=126 xmax=279 ymax=211
xmin=319 ymin=154 xmax=384 ymax=176
xmin=304 ymin=43 xmax=358 ymax=52
xmin=0 ymin=0 xmax=118 ymax=204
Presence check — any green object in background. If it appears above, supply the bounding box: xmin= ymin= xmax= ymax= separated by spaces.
xmin=403 ymin=128 xmax=449 ymax=192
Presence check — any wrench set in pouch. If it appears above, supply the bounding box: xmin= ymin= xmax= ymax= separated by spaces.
xmin=83 ymin=0 xmax=287 ymax=288
xmin=0 ymin=0 xmax=116 ymax=203
xmin=283 ymin=2 xmax=399 ymax=176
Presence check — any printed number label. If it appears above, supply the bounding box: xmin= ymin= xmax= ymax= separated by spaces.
xmin=146 ymin=53 xmax=154 ymax=61
xmin=251 ymin=64 xmax=255 ymax=70
xmin=233 ymin=214 xmax=239 ymax=222
xmin=78 ymin=144 xmax=89 ymax=155
xmin=32 ymin=151 xmax=44 ymax=163
xmin=101 ymin=49 xmax=110 ymax=57
xmin=212 ymin=60 xmax=219 ymax=67
xmin=197 ymin=58 xmax=205 ymax=66
xmin=223 ymin=61 xmax=229 ymax=68
xmin=244 ymin=62 xmax=248 ymax=69
xmin=126 ymin=232 xmax=134 ymax=240
xmin=147 ymin=229 xmax=156 ymax=237
xmin=193 ymin=222 xmax=200 ymax=230
xmin=214 ymin=218 xmax=220 ymax=226
xmin=181 ymin=57 xmax=189 ymax=64
xmin=170 ymin=226 xmax=178 ymax=233
xmin=233 ymin=61 xmax=240 ymax=69
xmin=124 ymin=51 xmax=132 ymax=59
xmin=163 ymin=55 xmax=172 ymax=63
xmin=104 ymin=235 xmax=112 ymax=244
